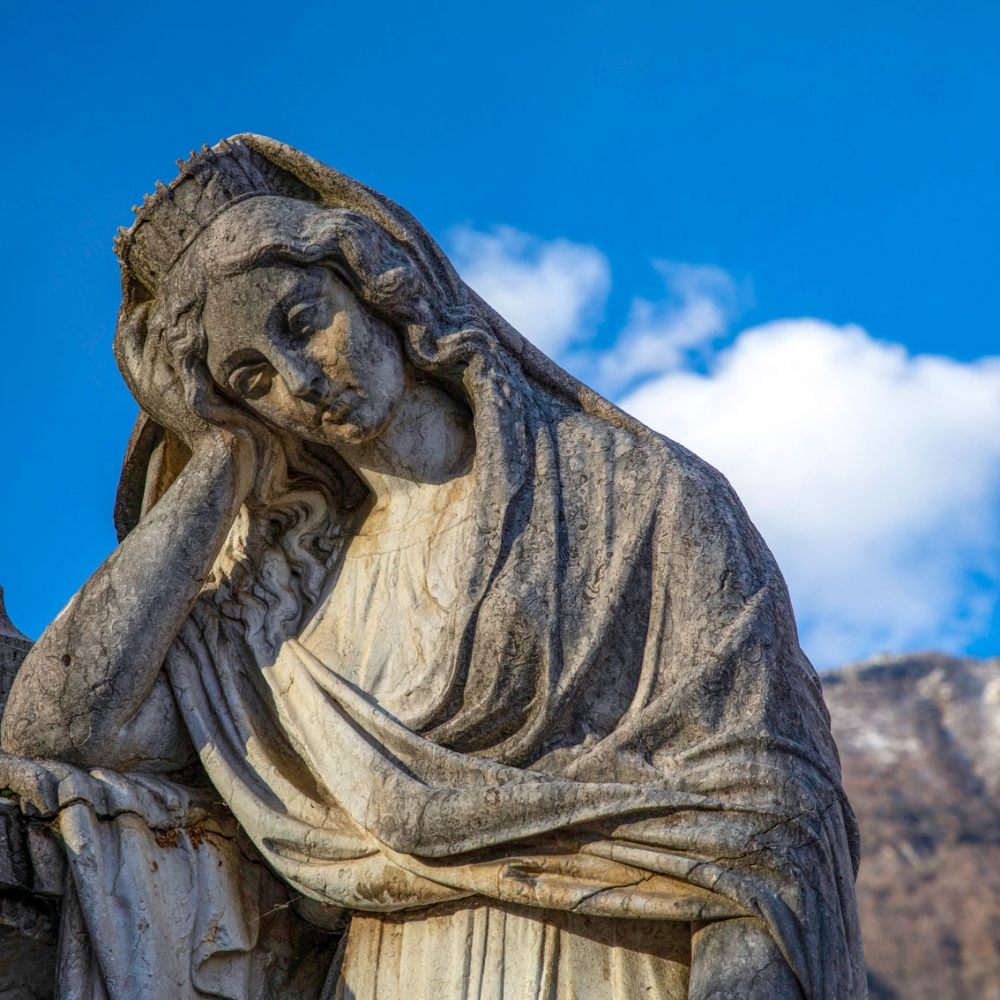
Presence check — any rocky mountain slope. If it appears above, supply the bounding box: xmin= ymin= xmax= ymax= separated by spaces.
xmin=824 ymin=653 xmax=1000 ymax=1000
xmin=0 ymin=589 xmax=30 ymax=713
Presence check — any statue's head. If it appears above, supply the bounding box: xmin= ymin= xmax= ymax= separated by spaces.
xmin=114 ymin=139 xmax=479 ymax=451
xmin=198 ymin=229 xmax=403 ymax=448
xmin=169 ymin=197 xmax=411 ymax=448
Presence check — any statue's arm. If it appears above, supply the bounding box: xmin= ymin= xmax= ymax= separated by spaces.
xmin=689 ymin=918 xmax=805 ymax=999
xmin=1 ymin=431 xmax=252 ymax=770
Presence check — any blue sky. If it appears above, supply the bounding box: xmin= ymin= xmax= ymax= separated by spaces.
xmin=2 ymin=1 xmax=998 ymax=665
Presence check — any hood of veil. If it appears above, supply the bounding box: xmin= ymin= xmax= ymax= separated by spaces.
xmin=114 ymin=133 xmax=630 ymax=540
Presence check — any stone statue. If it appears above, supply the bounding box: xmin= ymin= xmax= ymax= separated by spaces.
xmin=0 ymin=136 xmax=866 ymax=999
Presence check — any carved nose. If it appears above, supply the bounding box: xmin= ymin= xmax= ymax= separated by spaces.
xmin=283 ymin=363 xmax=328 ymax=404
xmin=295 ymin=381 xmax=326 ymax=405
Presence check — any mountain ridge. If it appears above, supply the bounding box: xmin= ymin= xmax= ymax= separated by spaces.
xmin=824 ymin=651 xmax=1000 ymax=999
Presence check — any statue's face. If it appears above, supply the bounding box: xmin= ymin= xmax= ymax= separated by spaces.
xmin=202 ymin=263 xmax=405 ymax=446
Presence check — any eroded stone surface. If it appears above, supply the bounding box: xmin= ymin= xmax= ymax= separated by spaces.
xmin=0 ymin=137 xmax=864 ymax=999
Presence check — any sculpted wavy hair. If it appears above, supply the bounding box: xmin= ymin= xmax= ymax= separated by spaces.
xmin=116 ymin=201 xmax=522 ymax=662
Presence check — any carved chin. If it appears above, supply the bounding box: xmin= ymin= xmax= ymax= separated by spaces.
xmin=327 ymin=421 xmax=377 ymax=445
xmin=321 ymin=404 xmax=394 ymax=445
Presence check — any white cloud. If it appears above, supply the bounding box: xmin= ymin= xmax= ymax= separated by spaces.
xmin=449 ymin=225 xmax=610 ymax=356
xmin=621 ymin=322 xmax=1000 ymax=666
xmin=447 ymin=226 xmax=1000 ymax=666
xmin=580 ymin=261 xmax=741 ymax=395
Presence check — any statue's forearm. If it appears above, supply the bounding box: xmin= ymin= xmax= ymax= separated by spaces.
xmin=689 ymin=918 xmax=805 ymax=1000
xmin=1 ymin=432 xmax=250 ymax=767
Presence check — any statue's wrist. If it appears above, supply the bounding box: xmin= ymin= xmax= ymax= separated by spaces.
xmin=190 ymin=426 xmax=255 ymax=473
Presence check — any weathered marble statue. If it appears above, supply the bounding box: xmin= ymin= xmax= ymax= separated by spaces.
xmin=0 ymin=137 xmax=866 ymax=999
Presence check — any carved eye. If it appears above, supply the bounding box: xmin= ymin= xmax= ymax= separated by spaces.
xmin=231 ymin=363 xmax=274 ymax=401
xmin=287 ymin=299 xmax=326 ymax=340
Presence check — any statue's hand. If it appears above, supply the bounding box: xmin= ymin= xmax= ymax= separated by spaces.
xmin=116 ymin=302 xmax=258 ymax=459
xmin=0 ymin=752 xmax=73 ymax=817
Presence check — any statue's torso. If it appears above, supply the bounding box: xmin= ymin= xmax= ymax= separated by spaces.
xmin=297 ymin=473 xmax=474 ymax=726
xmin=288 ymin=456 xmax=693 ymax=1000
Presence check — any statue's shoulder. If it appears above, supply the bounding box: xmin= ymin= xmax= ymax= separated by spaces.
xmin=560 ymin=400 xmax=739 ymax=504
xmin=558 ymin=400 xmax=767 ymax=564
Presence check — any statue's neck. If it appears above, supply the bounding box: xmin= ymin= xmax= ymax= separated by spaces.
xmin=333 ymin=375 xmax=475 ymax=512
